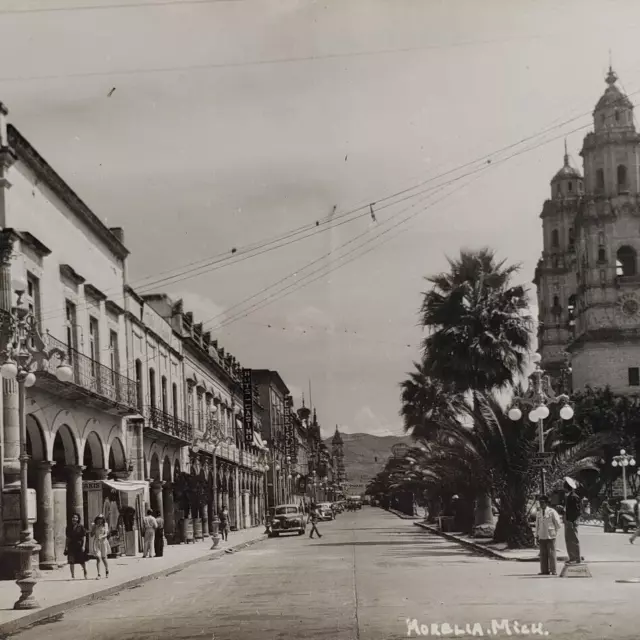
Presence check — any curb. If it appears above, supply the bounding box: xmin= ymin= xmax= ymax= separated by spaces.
xmin=413 ymin=522 xmax=543 ymax=563
xmin=0 ymin=534 xmax=267 ymax=637
xmin=387 ymin=508 xmax=422 ymax=521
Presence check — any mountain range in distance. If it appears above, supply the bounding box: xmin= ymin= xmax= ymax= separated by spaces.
xmin=323 ymin=432 xmax=412 ymax=495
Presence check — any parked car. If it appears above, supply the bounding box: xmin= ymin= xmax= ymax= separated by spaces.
xmin=316 ymin=502 xmax=335 ymax=521
xmin=606 ymin=499 xmax=638 ymax=533
xmin=268 ymin=504 xmax=307 ymax=537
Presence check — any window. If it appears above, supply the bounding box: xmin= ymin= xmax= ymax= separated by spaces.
xmin=629 ymin=367 xmax=640 ymax=387
xmin=65 ymin=300 xmax=78 ymax=356
xmin=26 ymin=273 xmax=41 ymax=329
xmin=172 ymin=383 xmax=178 ymax=422
xmin=596 ymin=169 xmax=605 ymax=191
xmin=568 ymin=295 xmax=576 ymax=331
xmin=149 ymin=368 xmax=156 ymax=408
xmin=598 ymin=247 xmax=606 ymax=263
xmin=135 ymin=359 xmax=143 ymax=411
xmin=109 ymin=330 xmax=119 ymax=384
xmin=161 ymin=376 xmax=168 ymax=414
xmin=568 ymin=181 xmax=573 ymax=192
xmin=568 ymin=227 xmax=575 ymax=249
xmin=551 ymin=229 xmax=559 ymax=248
xmin=616 ymin=245 xmax=637 ymax=277
xmin=598 ymin=232 xmax=605 ymax=245
xmin=615 ymin=110 xmax=620 ymax=123
xmin=89 ymin=317 xmax=99 ymax=376
xmin=617 ymin=165 xmax=628 ymax=192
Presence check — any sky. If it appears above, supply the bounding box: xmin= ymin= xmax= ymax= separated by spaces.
xmin=0 ymin=0 xmax=639 ymax=438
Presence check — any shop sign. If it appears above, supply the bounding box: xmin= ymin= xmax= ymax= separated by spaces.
xmin=284 ymin=396 xmax=293 ymax=459
xmin=242 ymin=368 xmax=254 ymax=447
xmin=83 ymin=481 xmax=103 ymax=491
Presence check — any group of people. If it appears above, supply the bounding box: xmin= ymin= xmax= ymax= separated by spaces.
xmin=64 ymin=508 xmax=166 ymax=580
xmin=534 ymin=477 xmax=583 ymax=576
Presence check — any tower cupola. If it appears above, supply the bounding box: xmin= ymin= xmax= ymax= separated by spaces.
xmin=593 ymin=66 xmax=634 ymax=133
xmin=550 ymin=141 xmax=583 ymax=198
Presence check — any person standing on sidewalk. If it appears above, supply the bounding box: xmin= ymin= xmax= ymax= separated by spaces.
xmin=142 ymin=509 xmax=158 ymax=558
xmin=65 ymin=513 xmax=88 ymax=580
xmin=629 ymin=491 xmax=640 ymax=544
xmin=535 ymin=495 xmax=561 ymax=576
xmin=309 ymin=503 xmax=322 ymax=539
xmin=563 ymin=477 xmax=582 ymax=564
xmin=154 ymin=510 xmax=165 ymax=558
xmin=220 ymin=506 xmax=230 ymax=542
xmin=90 ymin=514 xmax=111 ymax=579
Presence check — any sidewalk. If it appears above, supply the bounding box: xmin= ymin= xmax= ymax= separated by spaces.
xmin=412 ymin=521 xmax=570 ymax=562
xmin=386 ymin=508 xmax=422 ymax=520
xmin=0 ymin=527 xmax=267 ymax=636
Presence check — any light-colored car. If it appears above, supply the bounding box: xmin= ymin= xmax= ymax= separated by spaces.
xmin=268 ymin=504 xmax=306 ymax=537
xmin=316 ymin=502 xmax=335 ymax=521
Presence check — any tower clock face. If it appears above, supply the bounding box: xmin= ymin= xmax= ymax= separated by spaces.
xmin=618 ymin=294 xmax=640 ymax=319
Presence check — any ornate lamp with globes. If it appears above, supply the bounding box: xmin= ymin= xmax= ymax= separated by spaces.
xmin=0 ymin=272 xmax=73 ymax=609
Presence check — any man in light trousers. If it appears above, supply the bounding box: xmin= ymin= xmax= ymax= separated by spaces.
xmin=142 ymin=509 xmax=158 ymax=558
xmin=536 ymin=495 xmax=562 ymax=576
xmin=563 ymin=477 xmax=582 ymax=564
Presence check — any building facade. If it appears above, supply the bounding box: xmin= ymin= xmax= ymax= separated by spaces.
xmin=146 ymin=296 xmax=267 ymax=539
xmin=0 ymin=110 xmax=140 ymax=573
xmin=536 ymin=67 xmax=640 ymax=394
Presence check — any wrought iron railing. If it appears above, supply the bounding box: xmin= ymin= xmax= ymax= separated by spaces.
xmin=146 ymin=405 xmax=193 ymax=442
xmin=43 ymin=332 xmax=138 ymax=409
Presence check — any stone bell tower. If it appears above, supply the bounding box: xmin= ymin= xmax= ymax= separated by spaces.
xmin=534 ymin=140 xmax=583 ymax=379
xmin=569 ymin=66 xmax=640 ymax=393
xmin=331 ymin=426 xmax=346 ymax=487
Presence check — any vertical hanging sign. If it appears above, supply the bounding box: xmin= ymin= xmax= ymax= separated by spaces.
xmin=284 ymin=396 xmax=293 ymax=459
xmin=242 ymin=369 xmax=254 ymax=447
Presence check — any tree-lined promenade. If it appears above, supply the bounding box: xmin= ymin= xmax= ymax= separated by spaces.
xmin=367 ymin=249 xmax=640 ymax=548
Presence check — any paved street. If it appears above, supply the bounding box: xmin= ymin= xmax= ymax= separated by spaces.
xmin=8 ymin=509 xmax=640 ymax=640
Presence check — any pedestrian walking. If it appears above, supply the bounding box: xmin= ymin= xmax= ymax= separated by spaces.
xmin=563 ymin=477 xmax=582 ymax=564
xmin=629 ymin=492 xmax=640 ymax=544
xmin=220 ymin=507 xmax=230 ymax=541
xmin=90 ymin=514 xmax=111 ymax=579
xmin=64 ymin=513 xmax=88 ymax=580
xmin=154 ymin=510 xmax=165 ymax=558
xmin=142 ymin=509 xmax=158 ymax=558
xmin=309 ymin=503 xmax=322 ymax=539
xmin=535 ymin=495 xmax=561 ymax=576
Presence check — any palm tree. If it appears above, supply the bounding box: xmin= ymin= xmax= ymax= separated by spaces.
xmin=419 ymin=248 xmax=533 ymax=536
xmin=421 ymin=248 xmax=533 ymax=392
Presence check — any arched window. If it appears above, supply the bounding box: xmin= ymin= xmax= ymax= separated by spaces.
xmin=161 ymin=375 xmax=168 ymax=413
xmin=552 ymin=295 xmax=561 ymax=312
xmin=616 ymin=245 xmax=637 ymax=277
xmin=596 ymin=169 xmax=605 ymax=191
xmin=618 ymin=165 xmax=628 ymax=192
xmin=149 ymin=368 xmax=156 ymax=408
xmin=135 ymin=359 xmax=143 ymax=412
xmin=598 ymin=247 xmax=606 ymax=263
xmin=551 ymin=229 xmax=559 ymax=248
xmin=598 ymin=231 xmax=605 ymax=245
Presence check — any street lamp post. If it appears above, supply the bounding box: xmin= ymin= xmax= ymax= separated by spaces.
xmin=612 ymin=450 xmax=636 ymax=500
xmin=0 ymin=275 xmax=73 ymax=609
xmin=508 ymin=353 xmax=574 ymax=496
xmin=192 ymin=411 xmax=232 ymax=550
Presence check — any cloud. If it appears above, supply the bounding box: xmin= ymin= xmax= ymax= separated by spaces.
xmin=173 ymin=291 xmax=226 ymax=329
xmin=286 ymin=305 xmax=336 ymax=334
xmin=339 ymin=405 xmax=403 ymax=437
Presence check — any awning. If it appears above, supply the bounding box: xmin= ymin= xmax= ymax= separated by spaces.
xmin=102 ymin=479 xmax=147 ymax=493
xmin=235 ymin=417 xmax=244 ymax=430
xmin=255 ymin=433 xmax=268 ymax=450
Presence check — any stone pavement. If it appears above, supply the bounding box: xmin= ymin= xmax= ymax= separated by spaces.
xmin=0 ymin=526 xmax=266 ymax=635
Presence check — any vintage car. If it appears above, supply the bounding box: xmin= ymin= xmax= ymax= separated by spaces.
xmin=317 ymin=502 xmax=335 ymax=521
xmin=268 ymin=504 xmax=307 ymax=536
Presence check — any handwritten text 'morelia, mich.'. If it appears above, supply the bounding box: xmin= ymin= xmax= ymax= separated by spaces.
xmin=406 ymin=618 xmax=550 ymax=636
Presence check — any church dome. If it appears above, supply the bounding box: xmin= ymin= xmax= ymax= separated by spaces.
xmin=551 ymin=142 xmax=582 ymax=184
xmin=332 ymin=426 xmax=343 ymax=445
xmin=595 ymin=68 xmax=633 ymax=111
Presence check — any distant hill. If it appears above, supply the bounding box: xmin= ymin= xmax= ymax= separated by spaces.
xmin=323 ymin=432 xmax=412 ymax=496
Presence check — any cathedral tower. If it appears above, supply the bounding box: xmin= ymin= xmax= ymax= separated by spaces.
xmin=569 ymin=67 xmax=640 ymax=392
xmin=534 ymin=141 xmax=583 ymax=377
xmin=331 ymin=426 xmax=346 ymax=486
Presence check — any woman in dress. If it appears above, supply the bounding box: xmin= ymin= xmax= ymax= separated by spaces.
xmin=154 ymin=510 xmax=164 ymax=558
xmin=64 ymin=513 xmax=88 ymax=579
xmin=220 ymin=506 xmax=230 ymax=541
xmin=90 ymin=514 xmax=111 ymax=579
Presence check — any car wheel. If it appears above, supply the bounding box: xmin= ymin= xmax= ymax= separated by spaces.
xmin=268 ymin=532 xmax=275 ymax=538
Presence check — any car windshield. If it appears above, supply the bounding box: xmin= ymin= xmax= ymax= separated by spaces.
xmin=275 ymin=507 xmax=298 ymax=515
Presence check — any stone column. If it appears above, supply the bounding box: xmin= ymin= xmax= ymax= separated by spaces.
xmin=243 ymin=491 xmax=251 ymax=529
xmin=36 ymin=462 xmax=56 ymax=570
xmin=150 ymin=481 xmax=164 ymax=518
xmin=52 ymin=483 xmax=67 ymax=567
xmin=201 ymin=502 xmax=209 ymax=538
xmin=162 ymin=483 xmax=175 ymax=543
xmin=67 ymin=466 xmax=85 ymax=526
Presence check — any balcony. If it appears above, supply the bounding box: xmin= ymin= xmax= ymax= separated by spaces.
xmin=37 ymin=333 xmax=138 ymax=416
xmin=145 ymin=405 xmax=193 ymax=445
